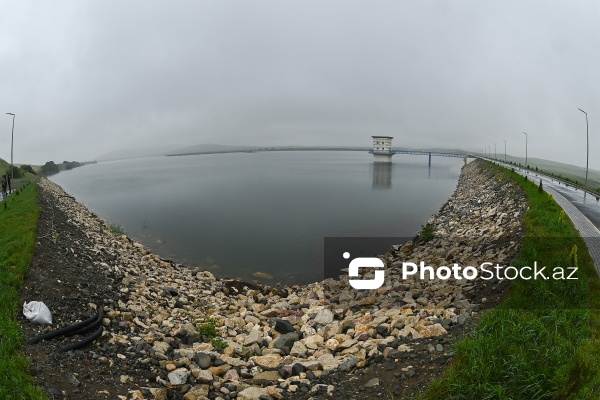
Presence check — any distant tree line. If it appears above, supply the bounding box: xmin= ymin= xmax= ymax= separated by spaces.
xmin=63 ymin=161 xmax=82 ymax=170
xmin=41 ymin=161 xmax=59 ymax=176
xmin=39 ymin=160 xmax=95 ymax=176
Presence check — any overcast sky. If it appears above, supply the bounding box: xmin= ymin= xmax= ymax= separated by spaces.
xmin=1 ymin=1 xmax=599 ymax=168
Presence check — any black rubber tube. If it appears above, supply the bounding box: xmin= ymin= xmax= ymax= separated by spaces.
xmin=27 ymin=311 xmax=100 ymax=345
xmin=65 ymin=310 xmax=103 ymax=336
xmin=57 ymin=325 xmax=104 ymax=353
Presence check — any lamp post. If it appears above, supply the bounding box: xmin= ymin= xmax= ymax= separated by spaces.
xmin=579 ymin=108 xmax=589 ymax=189
xmin=6 ymin=113 xmax=14 ymax=186
xmin=494 ymin=143 xmax=497 ymax=160
xmin=522 ymin=132 xmax=528 ymax=169
xmin=503 ymin=139 xmax=507 ymax=162
xmin=488 ymin=145 xmax=491 ymax=158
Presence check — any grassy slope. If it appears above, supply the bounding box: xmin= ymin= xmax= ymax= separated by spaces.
xmin=0 ymin=159 xmax=38 ymax=183
xmin=0 ymin=184 xmax=45 ymax=399
xmin=0 ymin=158 xmax=9 ymax=173
xmin=423 ymin=162 xmax=600 ymax=399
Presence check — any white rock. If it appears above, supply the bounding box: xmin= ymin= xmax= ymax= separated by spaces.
xmin=195 ymin=369 xmax=213 ymax=383
xmin=313 ymin=309 xmax=334 ymax=325
xmin=152 ymin=341 xmax=170 ymax=354
xmin=167 ymin=368 xmax=189 ymax=385
xmin=302 ymin=335 xmax=324 ymax=349
xmin=243 ymin=329 xmax=263 ymax=346
xmin=326 ymin=338 xmax=340 ymax=351
xmin=250 ymin=354 xmax=283 ymax=369
xmin=238 ymin=387 xmax=269 ymax=400
xmin=290 ymin=341 xmax=308 ymax=356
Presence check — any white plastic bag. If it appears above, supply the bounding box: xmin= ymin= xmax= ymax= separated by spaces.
xmin=23 ymin=301 xmax=53 ymax=325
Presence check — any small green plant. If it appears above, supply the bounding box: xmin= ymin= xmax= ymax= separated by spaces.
xmin=418 ymin=223 xmax=436 ymax=243
xmin=109 ymin=224 xmax=125 ymax=235
xmin=239 ymin=346 xmax=256 ymax=361
xmin=559 ymin=210 xmax=567 ymax=224
xmin=547 ymin=193 xmax=553 ymax=203
xmin=197 ymin=317 xmax=220 ymax=340
xmin=569 ymin=244 xmax=579 ymax=269
xmin=211 ymin=337 xmax=228 ymax=350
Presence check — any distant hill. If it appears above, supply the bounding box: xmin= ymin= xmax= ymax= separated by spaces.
xmin=167 ymin=144 xmax=373 ymax=156
xmin=166 ymin=143 xmax=259 ymax=156
xmin=97 ymin=146 xmax=179 ymax=161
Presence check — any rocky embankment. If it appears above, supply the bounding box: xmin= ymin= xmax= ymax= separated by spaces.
xmin=22 ymin=160 xmax=527 ymax=399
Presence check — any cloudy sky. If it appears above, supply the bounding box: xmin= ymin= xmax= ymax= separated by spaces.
xmin=1 ymin=1 xmax=599 ymax=167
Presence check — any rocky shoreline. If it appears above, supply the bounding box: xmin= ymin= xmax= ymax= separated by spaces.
xmin=21 ymin=159 xmax=527 ymax=399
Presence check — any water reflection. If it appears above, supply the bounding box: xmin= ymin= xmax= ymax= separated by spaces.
xmin=51 ymin=152 xmax=463 ymax=285
xmin=372 ymin=162 xmax=392 ymax=189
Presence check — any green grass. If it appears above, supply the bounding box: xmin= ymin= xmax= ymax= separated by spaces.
xmin=196 ymin=317 xmax=220 ymax=340
xmin=0 ymin=183 xmax=46 ymax=399
xmin=423 ymin=162 xmax=600 ymax=400
xmin=211 ymin=337 xmax=228 ymax=350
xmin=108 ymin=224 xmax=125 ymax=235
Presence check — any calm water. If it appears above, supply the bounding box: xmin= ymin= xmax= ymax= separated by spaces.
xmin=51 ymin=151 xmax=464 ymax=285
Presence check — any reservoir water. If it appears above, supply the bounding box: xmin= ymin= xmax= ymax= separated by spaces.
xmin=50 ymin=151 xmax=463 ymax=285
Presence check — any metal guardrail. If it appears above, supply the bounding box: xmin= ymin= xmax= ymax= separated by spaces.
xmin=528 ymin=172 xmax=600 ymax=199
xmin=487 ymin=159 xmax=600 ymax=199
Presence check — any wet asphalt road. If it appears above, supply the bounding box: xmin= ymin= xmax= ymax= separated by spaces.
xmin=494 ymin=161 xmax=600 ymax=231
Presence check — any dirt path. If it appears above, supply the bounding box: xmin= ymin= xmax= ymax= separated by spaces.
xmin=20 ymin=187 xmax=130 ymax=399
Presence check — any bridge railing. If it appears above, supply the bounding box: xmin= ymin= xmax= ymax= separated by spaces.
xmin=369 ymin=149 xmax=477 ymax=158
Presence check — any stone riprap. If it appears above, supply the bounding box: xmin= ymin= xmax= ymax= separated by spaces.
xmin=35 ymin=159 xmax=527 ymax=400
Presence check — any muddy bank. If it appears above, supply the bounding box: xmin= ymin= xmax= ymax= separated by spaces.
xmin=20 ymin=159 xmax=526 ymax=399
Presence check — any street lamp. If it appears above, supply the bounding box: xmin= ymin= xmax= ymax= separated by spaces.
xmin=6 ymin=113 xmax=14 ymax=186
xmin=503 ymin=139 xmax=507 ymax=162
xmin=494 ymin=143 xmax=497 ymax=160
xmin=488 ymin=145 xmax=491 ymax=158
xmin=579 ymin=108 xmax=589 ymax=189
xmin=522 ymin=132 xmax=528 ymax=169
